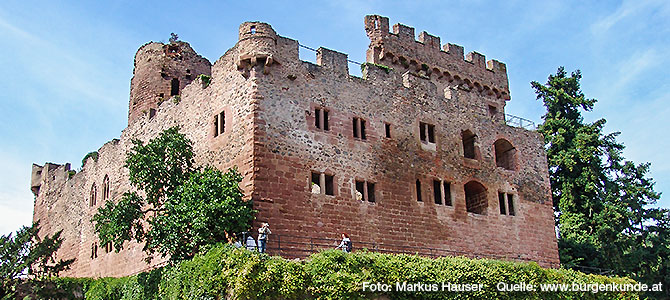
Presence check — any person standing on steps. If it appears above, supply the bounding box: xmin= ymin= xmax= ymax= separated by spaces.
xmin=258 ymin=222 xmax=271 ymax=253
xmin=335 ymin=233 xmax=352 ymax=253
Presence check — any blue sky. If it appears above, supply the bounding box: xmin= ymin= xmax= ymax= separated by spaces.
xmin=1 ymin=0 xmax=668 ymax=235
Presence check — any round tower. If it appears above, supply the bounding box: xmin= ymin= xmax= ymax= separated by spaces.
xmin=236 ymin=22 xmax=277 ymax=71
xmin=128 ymin=41 xmax=212 ymax=124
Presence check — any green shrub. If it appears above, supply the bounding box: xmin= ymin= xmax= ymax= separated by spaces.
xmin=82 ymin=151 xmax=99 ymax=167
xmin=55 ymin=245 xmax=641 ymax=300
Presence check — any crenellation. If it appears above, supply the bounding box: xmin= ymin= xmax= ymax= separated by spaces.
xmin=392 ymin=23 xmax=415 ymax=41
xmin=418 ymin=31 xmax=440 ymax=50
xmin=466 ymin=51 xmax=486 ymax=68
xmin=316 ymin=47 xmax=349 ymax=75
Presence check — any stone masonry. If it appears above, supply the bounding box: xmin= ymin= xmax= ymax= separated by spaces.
xmin=30 ymin=15 xmax=559 ymax=278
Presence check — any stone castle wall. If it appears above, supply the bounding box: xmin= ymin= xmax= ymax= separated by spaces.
xmin=31 ymin=15 xmax=559 ymax=278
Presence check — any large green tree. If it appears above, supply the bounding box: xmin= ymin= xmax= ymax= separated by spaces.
xmin=92 ymin=127 xmax=254 ymax=261
xmin=533 ymin=67 xmax=669 ymax=293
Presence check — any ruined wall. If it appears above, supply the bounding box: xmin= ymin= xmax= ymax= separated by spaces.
xmin=31 ymin=40 xmax=256 ymax=277
xmin=249 ymin=17 xmax=558 ymax=267
xmin=128 ymin=41 xmax=212 ymax=124
xmin=31 ymin=14 xmax=558 ymax=278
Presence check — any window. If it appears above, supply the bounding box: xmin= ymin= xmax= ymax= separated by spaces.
xmin=170 ymin=78 xmax=180 ymax=96
xmin=89 ymin=184 xmax=97 ymax=207
xmin=250 ymin=25 xmax=256 ymax=34
xmin=488 ymin=105 xmax=498 ymax=117
xmin=416 ymin=179 xmax=422 ymax=202
xmin=355 ymin=180 xmax=375 ymax=202
xmin=433 ymin=180 xmax=452 ymax=206
xmin=419 ymin=122 xmax=435 ymax=143
xmin=385 ymin=123 xmax=391 ymax=138
xmin=214 ymin=111 xmax=225 ymax=137
xmin=311 ymin=172 xmax=335 ymax=196
xmin=102 ymin=175 xmax=110 ymax=201
xmin=315 ymin=108 xmax=330 ymax=131
xmin=91 ymin=243 xmax=98 ymax=259
xmin=353 ymin=117 xmax=366 ymax=140
xmin=149 ymin=108 xmax=156 ymax=119
xmin=494 ymin=139 xmax=516 ymax=170
xmin=499 ymin=192 xmax=516 ymax=216
xmin=462 ymin=130 xmax=477 ymax=159
xmin=104 ymin=242 xmax=113 ymax=253
xmin=464 ymin=181 xmax=487 ymax=214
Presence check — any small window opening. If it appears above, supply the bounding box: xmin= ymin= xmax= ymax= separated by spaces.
xmin=89 ymin=184 xmax=97 ymax=207
xmin=214 ymin=111 xmax=225 ymax=137
xmin=385 ymin=123 xmax=391 ymax=138
xmin=170 ymin=78 xmax=180 ymax=96
xmin=367 ymin=182 xmax=375 ymax=203
xmin=488 ymin=105 xmax=498 ymax=117
xmin=105 ymin=242 xmax=113 ymax=253
xmin=91 ymin=243 xmax=98 ymax=259
xmin=159 ymin=93 xmax=164 ymax=98
xmin=494 ymin=139 xmax=516 ymax=170
xmin=420 ymin=122 xmax=435 ymax=143
xmin=416 ymin=179 xmax=422 ymax=202
xmin=352 ymin=117 xmax=367 ymax=140
xmin=443 ymin=182 xmax=452 ymax=206
xmin=324 ymin=174 xmax=334 ymax=196
xmin=498 ymin=192 xmax=507 ymax=215
xmin=315 ymin=108 xmax=330 ymax=131
xmin=355 ymin=180 xmax=365 ymax=201
xmin=149 ymin=108 xmax=156 ymax=119
xmin=311 ymin=172 xmax=321 ymax=194
xmin=433 ymin=180 xmax=442 ymax=205
xmin=311 ymin=172 xmax=334 ymax=196
xmin=102 ymin=175 xmax=110 ymax=201
xmin=250 ymin=25 xmax=256 ymax=34
xmin=462 ymin=130 xmax=477 ymax=159
xmin=464 ymin=181 xmax=487 ymax=214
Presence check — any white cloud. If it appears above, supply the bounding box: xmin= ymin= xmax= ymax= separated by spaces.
xmin=591 ymin=0 xmax=670 ymax=35
xmin=0 ymin=151 xmax=35 ymax=236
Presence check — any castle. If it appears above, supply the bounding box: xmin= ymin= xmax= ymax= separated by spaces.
xmin=30 ymin=15 xmax=559 ymax=277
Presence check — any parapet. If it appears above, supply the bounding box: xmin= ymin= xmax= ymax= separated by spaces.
xmin=364 ymin=15 xmax=510 ymax=100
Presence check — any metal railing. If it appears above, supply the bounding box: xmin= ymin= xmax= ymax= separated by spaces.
xmin=505 ymin=114 xmax=537 ymax=130
xmin=241 ymin=232 xmax=561 ymax=269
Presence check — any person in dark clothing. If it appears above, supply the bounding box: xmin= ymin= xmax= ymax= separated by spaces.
xmin=335 ymin=233 xmax=352 ymax=253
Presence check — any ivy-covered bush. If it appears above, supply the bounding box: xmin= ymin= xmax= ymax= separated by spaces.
xmin=56 ymin=245 xmax=640 ymax=300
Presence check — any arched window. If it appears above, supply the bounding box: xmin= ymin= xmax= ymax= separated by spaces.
xmin=102 ymin=175 xmax=110 ymax=201
xmin=464 ymin=181 xmax=487 ymax=214
xmin=494 ymin=139 xmax=516 ymax=170
xmin=461 ymin=130 xmax=477 ymax=159
xmin=89 ymin=184 xmax=97 ymax=207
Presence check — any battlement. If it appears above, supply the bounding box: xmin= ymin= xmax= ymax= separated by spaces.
xmin=364 ymin=15 xmax=510 ymax=100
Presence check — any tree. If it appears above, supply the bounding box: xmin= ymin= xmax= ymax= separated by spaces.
xmin=0 ymin=222 xmax=74 ymax=297
xmin=92 ymin=126 xmax=254 ymax=261
xmin=533 ymin=67 xmax=669 ymax=295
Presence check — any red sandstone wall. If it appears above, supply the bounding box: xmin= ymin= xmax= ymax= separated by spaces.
xmin=31 ymin=16 xmax=559 ymax=278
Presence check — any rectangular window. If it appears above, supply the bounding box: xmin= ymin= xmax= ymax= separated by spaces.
xmin=507 ymin=194 xmax=515 ymax=216
xmin=419 ymin=122 xmax=435 ymax=143
xmin=367 ymin=182 xmax=375 ymax=203
xmin=385 ymin=123 xmax=391 ymax=138
xmin=214 ymin=111 xmax=225 ymax=137
xmin=355 ymin=180 xmax=365 ymax=200
xmin=325 ymin=174 xmax=334 ymax=195
xmin=315 ymin=108 xmax=330 ymax=131
xmin=499 ymin=192 xmax=507 ymax=215
xmin=312 ymin=172 xmax=334 ymax=196
xmin=433 ymin=180 xmax=442 ymax=205
xmin=443 ymin=182 xmax=452 ymax=206
xmin=353 ymin=117 xmax=367 ymax=140
xmin=416 ymin=179 xmax=422 ymax=202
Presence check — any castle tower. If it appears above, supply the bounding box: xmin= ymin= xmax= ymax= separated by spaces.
xmin=236 ymin=22 xmax=277 ymax=73
xmin=128 ymin=41 xmax=211 ymax=124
